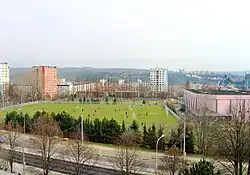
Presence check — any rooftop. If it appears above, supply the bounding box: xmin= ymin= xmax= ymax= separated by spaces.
xmin=187 ymin=89 xmax=250 ymax=95
xmin=32 ymin=65 xmax=57 ymax=69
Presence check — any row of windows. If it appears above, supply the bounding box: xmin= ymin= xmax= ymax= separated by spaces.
xmin=151 ymin=80 xmax=166 ymax=82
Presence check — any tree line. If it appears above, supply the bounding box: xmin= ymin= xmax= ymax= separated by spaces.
xmin=4 ymin=110 xmax=195 ymax=153
xmin=3 ymin=102 xmax=250 ymax=175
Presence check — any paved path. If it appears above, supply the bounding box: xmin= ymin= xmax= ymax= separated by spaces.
xmin=0 ymin=130 xmax=204 ymax=164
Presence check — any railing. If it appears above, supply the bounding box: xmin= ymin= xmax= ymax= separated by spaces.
xmin=164 ymin=105 xmax=180 ymax=120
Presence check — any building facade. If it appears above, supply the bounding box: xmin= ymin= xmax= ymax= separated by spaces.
xmin=32 ymin=66 xmax=58 ymax=99
xmin=57 ymin=78 xmax=66 ymax=85
xmin=58 ymin=84 xmax=73 ymax=97
xmin=118 ymin=79 xmax=125 ymax=85
xmin=184 ymin=89 xmax=250 ymax=118
xmin=0 ymin=63 xmax=10 ymax=96
xmin=150 ymin=68 xmax=168 ymax=92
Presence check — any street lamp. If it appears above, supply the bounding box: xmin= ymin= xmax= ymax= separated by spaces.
xmin=76 ymin=106 xmax=84 ymax=143
xmin=182 ymin=113 xmax=186 ymax=159
xmin=155 ymin=134 xmax=165 ymax=175
xmin=18 ymin=108 xmax=25 ymax=174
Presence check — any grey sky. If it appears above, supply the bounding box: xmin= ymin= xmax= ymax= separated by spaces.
xmin=0 ymin=0 xmax=250 ymax=71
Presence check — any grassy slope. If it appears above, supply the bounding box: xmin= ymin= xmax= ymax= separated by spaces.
xmin=0 ymin=103 xmax=178 ymax=129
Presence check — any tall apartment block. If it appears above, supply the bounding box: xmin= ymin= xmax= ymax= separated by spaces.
xmin=0 ymin=63 xmax=10 ymax=96
xmin=32 ymin=66 xmax=58 ymax=99
xmin=150 ymin=68 xmax=168 ymax=92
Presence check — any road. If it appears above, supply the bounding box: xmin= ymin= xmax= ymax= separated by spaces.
xmin=0 ymin=144 xmax=154 ymax=175
xmin=0 ymin=148 xmax=119 ymax=175
xmin=0 ymin=130 xmax=207 ymax=174
xmin=0 ymin=129 xmax=205 ymax=160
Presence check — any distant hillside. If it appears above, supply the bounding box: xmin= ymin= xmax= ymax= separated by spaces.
xmin=10 ymin=67 xmax=187 ymax=85
xmin=10 ymin=67 xmax=150 ymax=82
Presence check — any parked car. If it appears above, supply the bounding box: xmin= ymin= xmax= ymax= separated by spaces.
xmin=0 ymin=137 xmax=5 ymax=143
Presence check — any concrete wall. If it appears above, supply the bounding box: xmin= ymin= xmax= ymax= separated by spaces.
xmin=184 ymin=89 xmax=250 ymax=116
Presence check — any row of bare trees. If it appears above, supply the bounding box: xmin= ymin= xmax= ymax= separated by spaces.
xmin=0 ymin=114 xmax=150 ymax=175
xmin=0 ymin=84 xmax=43 ymax=108
xmin=190 ymin=102 xmax=250 ymax=175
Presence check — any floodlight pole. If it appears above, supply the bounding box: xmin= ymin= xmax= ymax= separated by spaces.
xmin=183 ymin=113 xmax=186 ymax=159
xmin=76 ymin=106 xmax=84 ymax=143
xmin=156 ymin=134 xmax=165 ymax=175
xmin=81 ymin=114 xmax=83 ymax=143
xmin=18 ymin=108 xmax=25 ymax=174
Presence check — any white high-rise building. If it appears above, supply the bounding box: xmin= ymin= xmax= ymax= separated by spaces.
xmin=150 ymin=68 xmax=168 ymax=92
xmin=0 ymin=63 xmax=10 ymax=96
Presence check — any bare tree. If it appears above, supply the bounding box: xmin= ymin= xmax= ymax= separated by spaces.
xmin=1 ymin=123 xmax=22 ymax=173
xmin=110 ymin=132 xmax=146 ymax=175
xmin=192 ymin=98 xmax=215 ymax=155
xmin=159 ymin=146 xmax=186 ymax=175
xmin=213 ymin=103 xmax=250 ymax=175
xmin=4 ymin=83 xmax=19 ymax=105
xmin=62 ymin=133 xmax=98 ymax=175
xmin=30 ymin=115 xmax=62 ymax=175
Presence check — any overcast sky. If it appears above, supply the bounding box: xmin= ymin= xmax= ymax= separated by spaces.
xmin=0 ymin=0 xmax=250 ymax=71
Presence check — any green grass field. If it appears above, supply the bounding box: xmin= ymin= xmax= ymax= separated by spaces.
xmin=0 ymin=103 xmax=178 ymax=129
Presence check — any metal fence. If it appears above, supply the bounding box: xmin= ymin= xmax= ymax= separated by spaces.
xmin=165 ymin=105 xmax=180 ymax=120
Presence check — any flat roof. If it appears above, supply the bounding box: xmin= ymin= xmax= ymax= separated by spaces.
xmin=187 ymin=89 xmax=250 ymax=95
xmin=32 ymin=66 xmax=57 ymax=68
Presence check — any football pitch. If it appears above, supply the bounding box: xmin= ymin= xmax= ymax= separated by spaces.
xmin=0 ymin=103 xmax=178 ymax=129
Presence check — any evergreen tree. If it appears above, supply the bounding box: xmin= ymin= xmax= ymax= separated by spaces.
xmin=142 ymin=124 xmax=148 ymax=148
xmin=50 ymin=112 xmax=56 ymax=120
xmin=16 ymin=112 xmax=24 ymax=126
xmin=93 ymin=118 xmax=101 ymax=136
xmin=5 ymin=111 xmax=18 ymax=125
xmin=101 ymin=118 xmax=110 ymax=142
xmin=54 ymin=112 xmax=76 ymax=133
xmin=83 ymin=118 xmax=89 ymax=133
xmin=88 ymin=120 xmax=94 ymax=137
xmin=147 ymin=124 xmax=157 ymax=149
xmin=109 ymin=119 xmax=121 ymax=139
xmin=41 ymin=111 xmax=47 ymax=117
xmin=113 ymin=97 xmax=117 ymax=104
xmin=85 ymin=118 xmax=90 ymax=134
xmin=33 ymin=111 xmax=42 ymax=120
xmin=24 ymin=113 xmax=32 ymax=133
xmin=186 ymin=131 xmax=195 ymax=153
xmin=182 ymin=159 xmax=221 ymax=175
xmin=121 ymin=120 xmax=126 ymax=133
xmin=105 ymin=97 xmax=109 ymax=103
xmin=167 ymin=129 xmax=181 ymax=149
xmin=129 ymin=120 xmax=139 ymax=132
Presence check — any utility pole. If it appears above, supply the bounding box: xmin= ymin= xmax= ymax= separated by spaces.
xmin=183 ymin=113 xmax=186 ymax=159
xmin=155 ymin=134 xmax=165 ymax=175
xmin=81 ymin=114 xmax=83 ymax=143
xmin=18 ymin=108 xmax=25 ymax=174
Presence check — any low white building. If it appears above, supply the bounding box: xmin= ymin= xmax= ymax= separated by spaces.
xmin=137 ymin=79 xmax=142 ymax=84
xmin=57 ymin=84 xmax=73 ymax=97
xmin=118 ymin=79 xmax=125 ymax=85
xmin=100 ymin=79 xmax=107 ymax=85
